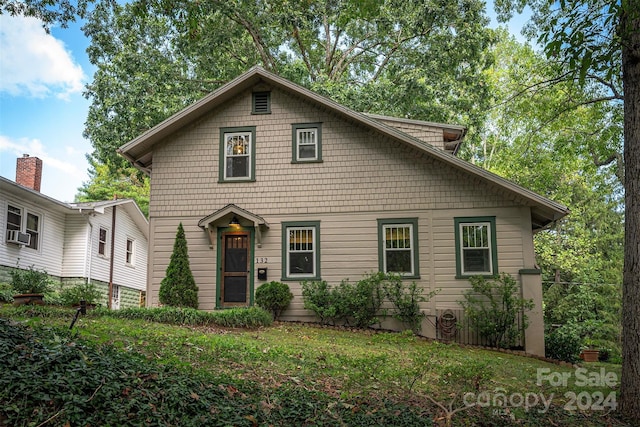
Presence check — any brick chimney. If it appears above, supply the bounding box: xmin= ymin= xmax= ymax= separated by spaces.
xmin=16 ymin=154 xmax=43 ymax=192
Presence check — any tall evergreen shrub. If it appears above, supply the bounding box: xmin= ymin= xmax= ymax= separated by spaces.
xmin=159 ymin=223 xmax=198 ymax=308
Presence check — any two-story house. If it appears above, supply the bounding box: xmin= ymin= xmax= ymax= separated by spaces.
xmin=118 ymin=67 xmax=568 ymax=355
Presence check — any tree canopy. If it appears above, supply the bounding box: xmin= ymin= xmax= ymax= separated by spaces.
xmin=82 ymin=0 xmax=496 ymax=169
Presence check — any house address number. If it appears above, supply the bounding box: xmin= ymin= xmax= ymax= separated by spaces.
xmin=255 ymin=257 xmax=268 ymax=264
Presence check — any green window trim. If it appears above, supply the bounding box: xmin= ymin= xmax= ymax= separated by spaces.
xmin=281 ymin=221 xmax=321 ymax=281
xmin=377 ymin=218 xmax=420 ymax=278
xmin=219 ymin=126 xmax=257 ymax=182
xmin=454 ymin=216 xmax=498 ymax=278
xmin=291 ymin=122 xmax=323 ymax=163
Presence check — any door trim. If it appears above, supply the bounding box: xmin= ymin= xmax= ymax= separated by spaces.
xmin=216 ymin=226 xmax=255 ymax=308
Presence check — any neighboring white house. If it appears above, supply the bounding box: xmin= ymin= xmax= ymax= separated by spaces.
xmin=0 ymin=155 xmax=149 ymax=309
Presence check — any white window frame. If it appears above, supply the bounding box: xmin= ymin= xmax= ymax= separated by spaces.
xmin=292 ymin=123 xmax=322 ymax=163
xmin=5 ymin=203 xmax=41 ymax=250
xmin=223 ymin=131 xmax=253 ymax=180
xmin=455 ymin=217 xmax=497 ymax=277
xmin=98 ymin=226 xmax=109 ymax=257
xmin=296 ymin=128 xmax=317 ymax=161
xmin=282 ymin=222 xmax=321 ymax=280
xmin=125 ymin=238 xmax=135 ymax=266
xmin=382 ymin=223 xmax=415 ymax=276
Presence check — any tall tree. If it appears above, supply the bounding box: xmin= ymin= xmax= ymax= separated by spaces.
xmin=0 ymin=0 xmax=91 ymax=28
xmin=495 ymin=0 xmax=640 ymax=419
xmin=82 ymin=0 xmax=495 ymax=170
xmin=478 ymin=33 xmax=624 ymax=286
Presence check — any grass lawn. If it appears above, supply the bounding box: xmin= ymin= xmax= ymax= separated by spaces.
xmin=0 ymin=305 xmax=631 ymax=426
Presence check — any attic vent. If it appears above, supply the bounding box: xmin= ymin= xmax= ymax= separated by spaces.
xmin=252 ymin=92 xmax=271 ymax=114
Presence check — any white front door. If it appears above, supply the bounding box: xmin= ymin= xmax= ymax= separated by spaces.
xmin=111 ymin=285 xmax=120 ymax=310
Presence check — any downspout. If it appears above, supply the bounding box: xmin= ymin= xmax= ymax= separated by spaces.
xmin=108 ymin=204 xmax=117 ymax=309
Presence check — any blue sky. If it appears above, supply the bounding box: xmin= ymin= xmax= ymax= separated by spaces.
xmin=0 ymin=3 xmax=531 ymax=203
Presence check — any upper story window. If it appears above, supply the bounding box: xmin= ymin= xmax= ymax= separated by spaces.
xmin=126 ymin=238 xmax=135 ymax=265
xmin=5 ymin=204 xmax=40 ymax=250
xmin=454 ymin=217 xmax=498 ymax=277
xmin=292 ymin=123 xmax=322 ymax=163
xmin=98 ymin=226 xmax=108 ymax=256
xmin=219 ymin=127 xmax=256 ymax=182
xmin=252 ymin=91 xmax=271 ymax=114
xmin=377 ymin=218 xmax=420 ymax=277
xmin=282 ymin=221 xmax=321 ymax=280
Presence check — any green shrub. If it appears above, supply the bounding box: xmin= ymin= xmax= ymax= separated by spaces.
xmin=9 ymin=265 xmax=53 ymax=294
xmin=383 ymin=274 xmax=438 ymax=334
xmin=545 ymin=324 xmax=583 ymax=362
xmin=255 ymin=281 xmax=293 ymax=320
xmin=91 ymin=306 xmax=272 ymax=328
xmin=60 ymin=282 xmax=103 ymax=306
xmin=459 ymin=273 xmax=534 ymax=348
xmin=301 ymin=280 xmax=338 ymax=325
xmin=0 ymin=283 xmax=14 ymax=303
xmin=159 ymin=223 xmax=199 ymax=308
xmin=302 ymin=275 xmax=385 ymax=328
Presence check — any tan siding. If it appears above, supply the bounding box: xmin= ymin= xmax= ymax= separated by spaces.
xmin=144 ymin=86 xmax=538 ymax=340
xmin=373 ymin=118 xmax=445 ymax=150
xmin=149 ymin=88 xmax=518 ymax=219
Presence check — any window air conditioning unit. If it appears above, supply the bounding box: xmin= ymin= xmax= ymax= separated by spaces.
xmin=6 ymin=230 xmax=31 ymax=246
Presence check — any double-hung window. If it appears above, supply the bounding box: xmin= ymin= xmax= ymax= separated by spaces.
xmin=282 ymin=221 xmax=320 ymax=280
xmin=454 ymin=217 xmax=497 ymax=277
xmin=5 ymin=204 xmax=40 ymax=250
xmin=292 ymin=123 xmax=322 ymax=162
xmin=98 ymin=227 xmax=108 ymax=256
xmin=126 ymin=238 xmax=135 ymax=265
xmin=378 ymin=218 xmax=419 ymax=277
xmin=220 ymin=127 xmax=256 ymax=181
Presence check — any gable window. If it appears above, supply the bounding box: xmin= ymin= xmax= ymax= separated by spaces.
xmin=292 ymin=123 xmax=322 ymax=162
xmin=98 ymin=227 xmax=108 ymax=256
xmin=282 ymin=221 xmax=320 ymax=280
xmin=252 ymin=91 xmax=271 ymax=114
xmin=378 ymin=218 xmax=419 ymax=277
xmin=220 ymin=127 xmax=256 ymax=182
xmin=5 ymin=204 xmax=40 ymax=250
xmin=454 ymin=217 xmax=497 ymax=277
xmin=126 ymin=238 xmax=135 ymax=265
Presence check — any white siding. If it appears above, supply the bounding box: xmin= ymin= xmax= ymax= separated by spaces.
xmin=62 ymin=215 xmax=90 ymax=277
xmin=88 ymin=205 xmax=148 ymax=291
xmin=0 ymin=191 xmax=65 ymax=276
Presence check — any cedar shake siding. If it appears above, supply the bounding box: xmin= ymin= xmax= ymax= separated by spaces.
xmin=119 ymin=67 xmax=568 ymax=356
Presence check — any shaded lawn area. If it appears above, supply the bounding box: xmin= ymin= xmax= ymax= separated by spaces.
xmin=0 ymin=306 xmax=631 ymax=426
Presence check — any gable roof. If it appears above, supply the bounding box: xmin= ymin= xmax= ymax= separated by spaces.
xmin=118 ymin=66 xmax=568 ymax=230
xmin=1 ymin=176 xmax=148 ymax=237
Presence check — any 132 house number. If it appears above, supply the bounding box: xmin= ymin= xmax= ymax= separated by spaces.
xmin=255 ymin=257 xmax=268 ymax=264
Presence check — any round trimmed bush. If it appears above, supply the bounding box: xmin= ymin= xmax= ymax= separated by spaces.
xmin=255 ymin=281 xmax=293 ymax=320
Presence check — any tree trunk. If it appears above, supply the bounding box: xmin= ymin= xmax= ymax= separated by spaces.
xmin=621 ymin=2 xmax=640 ymax=420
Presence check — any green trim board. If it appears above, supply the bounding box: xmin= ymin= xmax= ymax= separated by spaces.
xmin=215 ymin=226 xmax=255 ymax=308
xmin=454 ymin=216 xmax=498 ymax=278
xmin=377 ymin=218 xmax=420 ymax=278
xmin=218 ymin=126 xmax=257 ymax=182
xmin=281 ymin=221 xmax=321 ymax=281
xmin=291 ymin=122 xmax=323 ymax=163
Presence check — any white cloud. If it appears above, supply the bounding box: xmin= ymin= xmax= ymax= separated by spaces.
xmin=0 ymin=135 xmax=87 ymax=183
xmin=0 ymin=15 xmax=86 ymax=99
